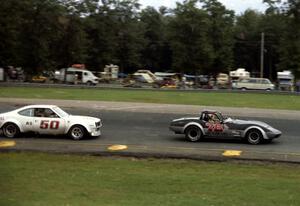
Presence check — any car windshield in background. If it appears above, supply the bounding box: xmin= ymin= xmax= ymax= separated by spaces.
xmin=52 ymin=107 xmax=68 ymax=118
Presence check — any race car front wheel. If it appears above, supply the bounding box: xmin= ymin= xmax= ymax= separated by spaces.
xmin=2 ymin=123 xmax=20 ymax=138
xmin=185 ymin=126 xmax=202 ymax=142
xmin=68 ymin=125 xmax=86 ymax=140
xmin=246 ymin=129 xmax=262 ymax=145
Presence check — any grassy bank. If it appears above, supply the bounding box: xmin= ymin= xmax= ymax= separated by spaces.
xmin=0 ymin=152 xmax=300 ymax=206
xmin=1 ymin=87 xmax=300 ymax=110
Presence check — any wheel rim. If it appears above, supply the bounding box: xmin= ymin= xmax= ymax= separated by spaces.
xmin=248 ymin=131 xmax=260 ymax=144
xmin=188 ymin=128 xmax=200 ymax=141
xmin=5 ymin=124 xmax=17 ymax=137
xmin=71 ymin=127 xmax=83 ymax=139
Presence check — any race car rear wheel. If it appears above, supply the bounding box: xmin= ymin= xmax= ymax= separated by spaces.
xmin=246 ymin=129 xmax=262 ymax=145
xmin=68 ymin=125 xmax=86 ymax=140
xmin=185 ymin=126 xmax=202 ymax=142
xmin=2 ymin=123 xmax=20 ymax=138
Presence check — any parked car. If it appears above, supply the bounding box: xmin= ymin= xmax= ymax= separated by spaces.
xmin=31 ymin=75 xmax=48 ymax=83
xmin=232 ymin=78 xmax=274 ymax=91
xmin=0 ymin=105 xmax=102 ymax=140
xmin=169 ymin=110 xmax=281 ymax=144
xmin=55 ymin=68 xmax=99 ymax=85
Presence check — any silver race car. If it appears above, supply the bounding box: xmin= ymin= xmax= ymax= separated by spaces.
xmin=170 ymin=110 xmax=281 ymax=144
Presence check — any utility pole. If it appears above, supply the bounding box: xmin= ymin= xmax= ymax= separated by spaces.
xmin=260 ymin=32 xmax=265 ymax=78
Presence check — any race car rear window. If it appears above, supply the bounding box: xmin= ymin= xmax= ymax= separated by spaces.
xmin=18 ymin=109 xmax=34 ymax=117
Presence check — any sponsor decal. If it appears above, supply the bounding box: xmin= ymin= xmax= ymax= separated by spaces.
xmin=26 ymin=122 xmax=33 ymax=126
xmin=40 ymin=120 xmax=60 ymax=129
xmin=205 ymin=122 xmax=224 ymax=132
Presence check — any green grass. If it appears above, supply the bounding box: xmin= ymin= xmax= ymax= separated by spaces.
xmin=0 ymin=152 xmax=300 ymax=206
xmin=1 ymin=86 xmax=300 ymax=110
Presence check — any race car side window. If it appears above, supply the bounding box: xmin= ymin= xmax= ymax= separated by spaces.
xmin=203 ymin=113 xmax=209 ymax=121
xmin=200 ymin=113 xmax=205 ymax=120
xmin=211 ymin=114 xmax=221 ymax=123
xmin=34 ymin=108 xmax=60 ymax=118
xmin=34 ymin=108 xmax=45 ymax=117
xmin=18 ymin=109 xmax=34 ymax=117
xmin=44 ymin=109 xmax=59 ymax=118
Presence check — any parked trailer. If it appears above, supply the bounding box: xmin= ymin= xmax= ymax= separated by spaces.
xmin=277 ymin=70 xmax=294 ymax=91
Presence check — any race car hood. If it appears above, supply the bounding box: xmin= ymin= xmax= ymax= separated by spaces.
xmin=68 ymin=115 xmax=100 ymax=123
xmin=172 ymin=117 xmax=199 ymax=122
xmin=225 ymin=118 xmax=271 ymax=128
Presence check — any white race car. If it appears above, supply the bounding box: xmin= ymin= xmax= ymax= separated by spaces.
xmin=0 ymin=105 xmax=102 ymax=140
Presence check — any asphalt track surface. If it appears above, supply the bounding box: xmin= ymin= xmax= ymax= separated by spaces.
xmin=1 ymin=104 xmax=300 ymax=163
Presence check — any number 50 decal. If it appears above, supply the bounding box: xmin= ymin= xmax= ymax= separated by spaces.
xmin=40 ymin=120 xmax=60 ymax=129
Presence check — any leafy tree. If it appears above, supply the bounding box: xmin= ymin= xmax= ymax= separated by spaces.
xmin=168 ymin=0 xmax=213 ymax=74
xmin=17 ymin=0 xmax=67 ymax=73
xmin=0 ymin=0 xmax=27 ymax=66
xmin=261 ymin=7 xmax=286 ymax=79
xmin=233 ymin=10 xmax=264 ymax=75
xmin=0 ymin=0 xmax=299 ymax=79
xmin=85 ymin=0 xmax=144 ymax=72
xmin=277 ymin=0 xmax=300 ymax=77
xmin=201 ymin=0 xmax=235 ymax=74
xmin=112 ymin=0 xmax=144 ymax=73
xmin=140 ymin=6 xmax=170 ymax=71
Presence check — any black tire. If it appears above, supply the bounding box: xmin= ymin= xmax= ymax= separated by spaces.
xmin=86 ymin=81 xmax=93 ymax=86
xmin=2 ymin=123 xmax=20 ymax=138
xmin=68 ymin=125 xmax=86 ymax=140
xmin=185 ymin=126 xmax=202 ymax=142
xmin=246 ymin=129 xmax=263 ymax=145
xmin=241 ymin=87 xmax=247 ymax=91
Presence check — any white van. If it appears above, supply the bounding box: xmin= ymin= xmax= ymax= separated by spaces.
xmin=56 ymin=68 xmax=99 ymax=85
xmin=232 ymin=78 xmax=275 ymax=91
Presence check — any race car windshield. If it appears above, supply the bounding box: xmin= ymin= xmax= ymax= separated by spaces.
xmin=52 ymin=107 xmax=69 ymax=118
xmin=216 ymin=112 xmax=225 ymax=121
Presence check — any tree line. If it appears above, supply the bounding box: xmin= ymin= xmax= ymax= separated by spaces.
xmin=0 ymin=0 xmax=299 ymax=79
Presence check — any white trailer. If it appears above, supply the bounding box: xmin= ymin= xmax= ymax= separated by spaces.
xmin=230 ymin=68 xmax=250 ymax=81
xmin=277 ymin=70 xmax=294 ymax=91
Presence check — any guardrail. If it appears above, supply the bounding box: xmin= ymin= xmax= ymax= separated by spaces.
xmin=0 ymin=82 xmax=299 ymax=95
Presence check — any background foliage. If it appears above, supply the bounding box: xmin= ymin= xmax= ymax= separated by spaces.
xmin=0 ymin=0 xmax=299 ymax=78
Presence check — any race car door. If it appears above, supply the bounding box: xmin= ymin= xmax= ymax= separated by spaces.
xmin=202 ymin=113 xmax=228 ymax=137
xmin=32 ymin=108 xmax=66 ymax=135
